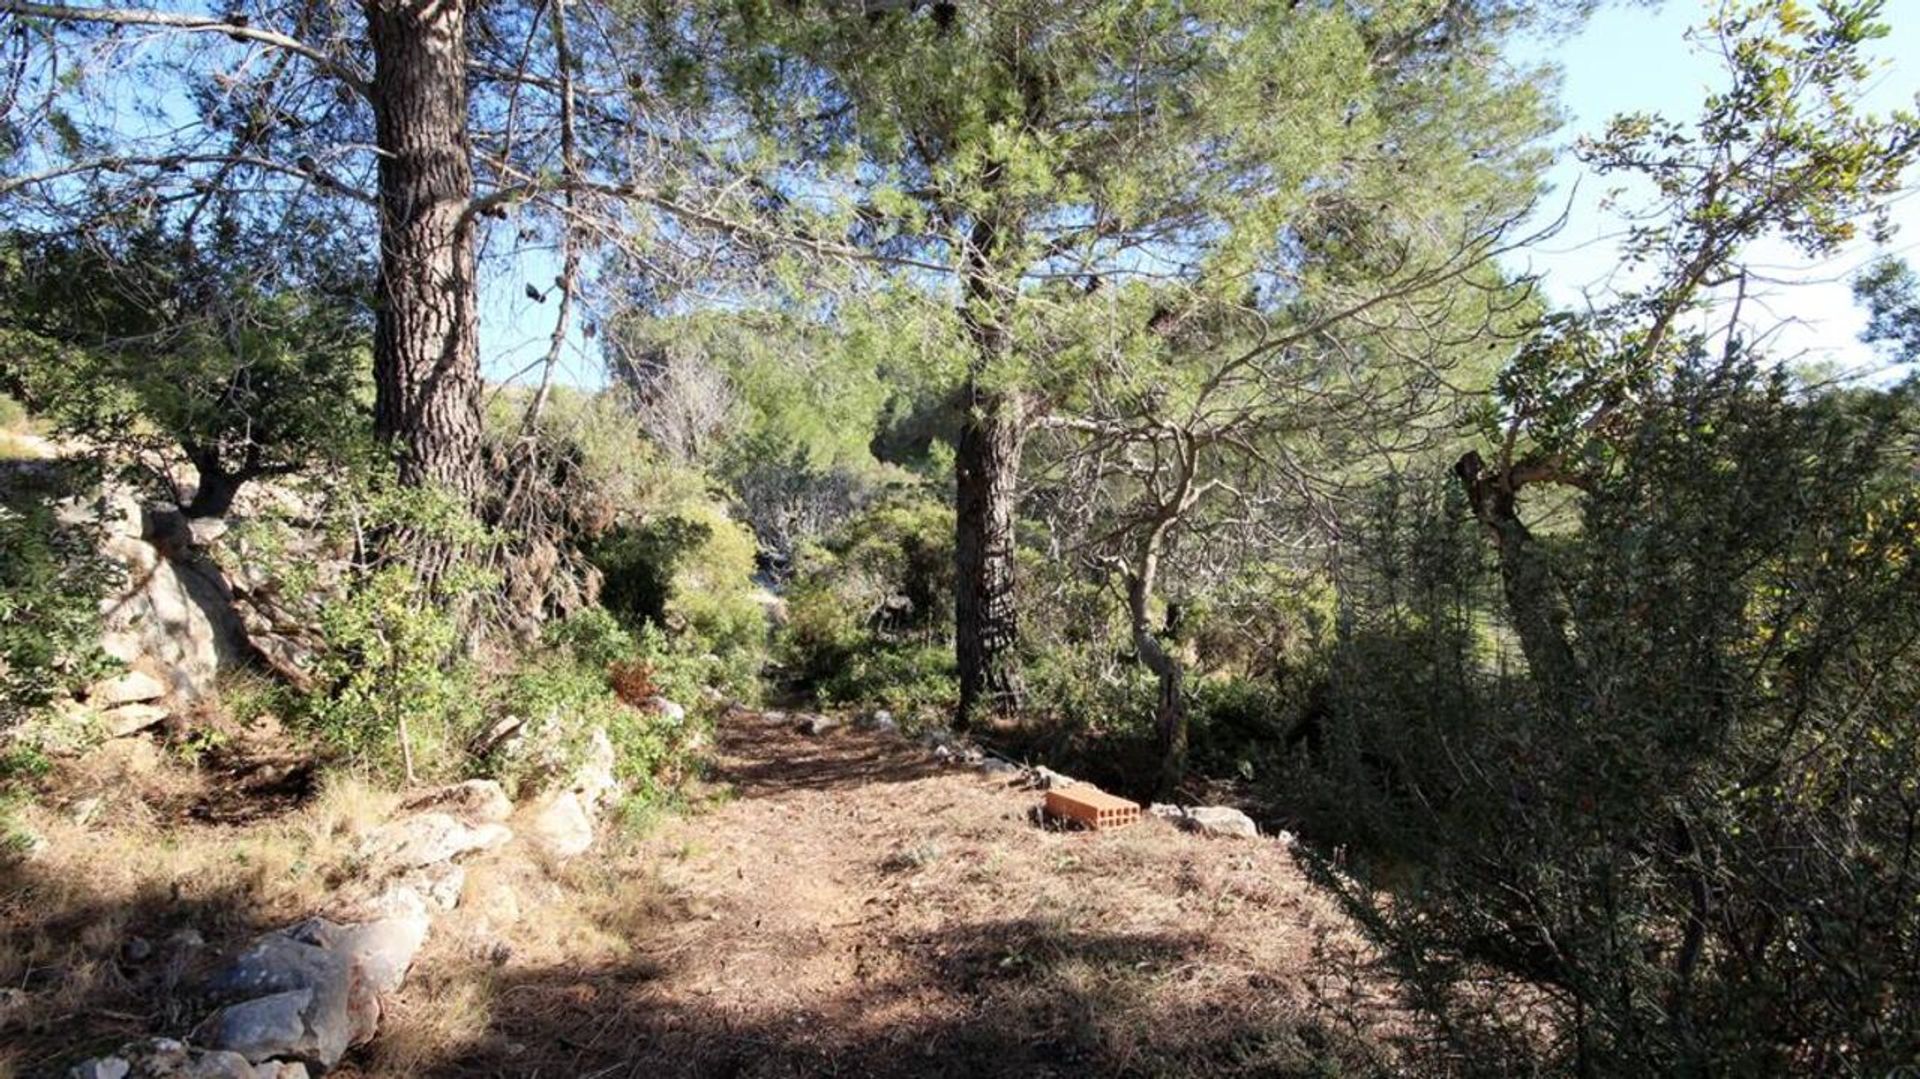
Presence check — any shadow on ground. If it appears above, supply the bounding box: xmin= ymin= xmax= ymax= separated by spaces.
xmin=390 ymin=915 xmax=1410 ymax=1078
xmin=713 ymin=721 xmax=949 ymax=798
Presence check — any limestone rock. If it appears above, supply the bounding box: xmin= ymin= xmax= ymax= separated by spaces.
xmin=70 ymin=1038 xmax=264 ymax=1079
xmin=90 ymin=498 xmax=249 ymax=700
xmin=286 ymin=912 xmax=428 ymax=997
xmin=643 ymin=696 xmax=687 ymax=723
xmin=1028 ymin=766 xmax=1077 ymax=790
xmin=569 ymin=727 xmax=619 ymax=813
xmin=392 ymin=861 xmax=466 ymax=913
xmin=88 ymin=669 xmax=166 ymax=707
xmin=524 ymin=790 xmax=595 ymax=859
xmin=795 ymin=713 xmax=839 ymax=736
xmin=198 ymin=933 xmax=363 ymax=1067
xmin=103 ymin=702 xmax=171 ymax=738
xmin=857 ymin=709 xmax=898 ymax=734
xmin=357 ymin=812 xmax=511 ymax=871
xmin=69 ymin=1058 xmax=131 ymax=1079
xmin=1149 ymin=803 xmax=1259 ymax=839
xmin=398 ymin=779 xmax=512 ymax=826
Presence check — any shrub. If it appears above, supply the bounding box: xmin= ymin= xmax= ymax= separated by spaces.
xmin=486 ymin=622 xmax=709 ymax=810
xmin=1294 ymin=364 xmax=1920 ymax=1074
xmin=540 ymin=606 xmax=636 ymax=672
xmin=0 ymin=469 xmax=120 ymax=730
xmin=816 ymin=641 xmax=956 ymax=716
xmin=302 ymin=565 xmax=484 ymax=780
xmin=591 ymin=502 xmax=768 ymax=697
xmin=776 ymin=491 xmax=954 ymax=708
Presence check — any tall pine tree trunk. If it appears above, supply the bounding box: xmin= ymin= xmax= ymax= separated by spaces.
xmin=366 ymin=0 xmax=480 ymax=504
xmin=954 ymin=377 xmax=1027 ymax=726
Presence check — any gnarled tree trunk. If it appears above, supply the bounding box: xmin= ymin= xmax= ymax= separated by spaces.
xmin=1121 ymin=546 xmax=1187 ymax=799
xmin=1455 ymin=451 xmax=1583 ymax=703
xmin=366 ymin=0 xmax=481 ymax=505
xmin=954 ymin=379 xmax=1027 ymax=725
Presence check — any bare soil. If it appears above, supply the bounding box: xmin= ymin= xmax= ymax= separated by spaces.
xmin=369 ymin=715 xmax=1424 ymax=1077
xmin=4 ymin=711 xmax=1429 ymax=1077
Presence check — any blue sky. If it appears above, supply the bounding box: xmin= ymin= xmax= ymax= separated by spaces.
xmin=475 ymin=1 xmax=1920 ymax=389
xmin=1509 ymin=0 xmax=1920 ymax=379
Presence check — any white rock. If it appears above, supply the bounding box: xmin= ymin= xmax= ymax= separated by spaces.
xmin=358 ymin=812 xmax=512 ymax=870
xmin=399 ymin=779 xmax=512 ymax=825
xmin=795 ymin=712 xmax=840 ymax=736
xmin=188 ymin=517 xmax=230 ymax=546
xmin=87 ymin=669 xmax=166 ymax=707
xmin=289 ymin=912 xmax=429 ymax=996
xmin=395 ymin=861 xmax=467 ymax=912
xmin=643 ymin=696 xmax=686 ymax=723
xmin=1151 ymin=804 xmax=1259 ymax=839
xmin=1030 ymin=767 xmax=1077 ymax=790
xmin=103 ymin=702 xmax=170 ymax=737
xmin=68 ymin=1058 xmax=130 ymax=1079
xmin=525 ymin=790 xmax=595 ymax=859
xmin=568 ymin=727 xmax=620 ymax=813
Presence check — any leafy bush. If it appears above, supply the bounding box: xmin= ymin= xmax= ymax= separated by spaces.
xmin=815 ymin=641 xmax=955 ymax=716
xmin=592 ymin=501 xmax=768 ymax=689
xmin=1295 ymin=362 xmax=1920 ymax=1074
xmin=0 ymin=470 xmax=120 ymax=730
xmin=777 ymin=492 xmax=954 ymax=708
xmin=540 ymin=606 xmax=636 ymax=672
xmin=302 ymin=565 xmax=484 ymax=780
xmin=489 ymin=615 xmax=711 ymax=811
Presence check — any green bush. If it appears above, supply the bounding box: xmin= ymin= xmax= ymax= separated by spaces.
xmin=0 ymin=393 xmax=25 ymax=430
xmin=540 ymin=606 xmax=636 ymax=672
xmin=0 ymin=472 xmax=120 ymax=730
xmin=302 ymin=565 xmax=484 ymax=779
xmin=591 ymin=502 xmax=768 ymax=693
xmin=816 ymin=641 xmax=955 ymax=715
xmin=1294 ymin=363 xmax=1920 ymax=1074
xmin=489 ymin=616 xmax=711 ymax=812
xmin=776 ymin=492 xmax=954 ymax=709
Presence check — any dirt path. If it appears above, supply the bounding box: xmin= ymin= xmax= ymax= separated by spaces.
xmin=382 ymin=713 xmax=1417 ymax=1078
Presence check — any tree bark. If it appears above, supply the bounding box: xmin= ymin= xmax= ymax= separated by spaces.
xmin=1454 ymin=451 xmax=1583 ymax=703
xmin=366 ymin=0 xmax=481 ymax=504
xmin=1121 ymin=548 xmax=1187 ymax=799
xmin=954 ymin=378 xmax=1027 ymax=725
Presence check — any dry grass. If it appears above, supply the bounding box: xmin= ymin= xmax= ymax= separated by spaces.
xmin=356 ymin=718 xmax=1430 ymax=1078
xmin=8 ymin=712 xmax=1439 ymax=1078
xmin=0 ymin=734 xmax=391 ymax=1076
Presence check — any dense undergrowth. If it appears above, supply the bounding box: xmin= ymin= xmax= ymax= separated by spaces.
xmin=2 ymin=3 xmax=1918 ymax=1075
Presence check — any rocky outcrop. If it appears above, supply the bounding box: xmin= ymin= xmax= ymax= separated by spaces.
xmin=65 ymin=777 xmax=533 ymax=1078
xmin=522 ymin=728 xmax=620 ymax=860
xmin=357 ymin=812 xmax=512 ymax=871
xmin=80 ymin=492 xmax=251 ymax=701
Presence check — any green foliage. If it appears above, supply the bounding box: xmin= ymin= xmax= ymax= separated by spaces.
xmin=0 ymin=468 xmax=120 ymax=729
xmin=0 ymin=220 xmax=371 ymax=514
xmin=1297 ymin=361 xmax=1920 ymax=1073
xmin=0 ymin=393 xmax=25 ymax=430
xmin=778 ymin=493 xmax=956 ymax=710
xmin=593 ymin=515 xmax=712 ymax=631
xmin=591 ymin=501 xmax=769 ymax=693
xmin=303 ymin=565 xmax=483 ymax=779
xmin=541 ymin=606 xmax=636 ymax=673
xmin=491 ymin=613 xmax=711 ymax=810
